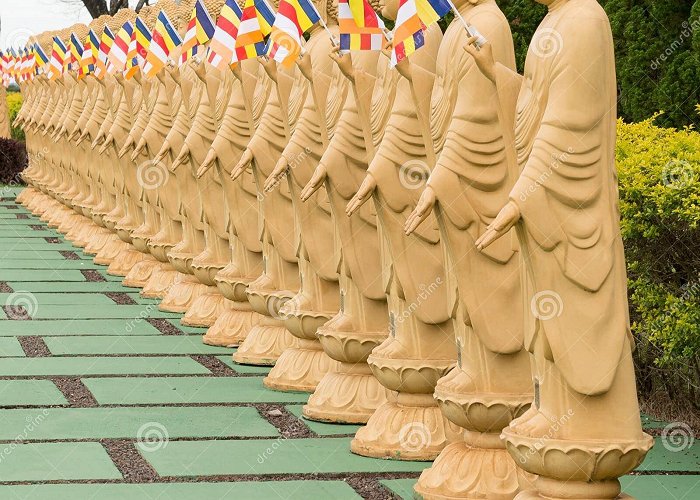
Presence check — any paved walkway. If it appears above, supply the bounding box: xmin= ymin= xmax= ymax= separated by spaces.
xmin=0 ymin=187 xmax=697 ymax=499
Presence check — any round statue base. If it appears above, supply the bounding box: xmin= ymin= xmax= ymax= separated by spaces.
xmin=181 ymin=289 xmax=229 ymax=327
xmin=233 ymin=320 xmax=299 ymax=366
xmin=158 ymin=273 xmax=210 ymax=313
xmin=123 ymin=258 xmax=167 ymax=288
xmin=263 ymin=339 xmax=341 ymax=393
xmin=202 ymin=303 xmax=262 ymax=347
xmin=141 ymin=266 xmax=179 ymax=299
xmin=107 ymin=248 xmax=150 ymax=276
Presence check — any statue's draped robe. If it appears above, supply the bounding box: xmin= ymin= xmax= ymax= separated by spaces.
xmin=497 ymin=0 xmax=629 ymax=395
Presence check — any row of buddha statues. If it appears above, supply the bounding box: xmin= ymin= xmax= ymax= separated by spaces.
xmin=14 ymin=0 xmax=653 ymax=498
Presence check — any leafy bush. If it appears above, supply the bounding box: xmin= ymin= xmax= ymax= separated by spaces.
xmin=617 ymin=118 xmax=700 ymax=408
xmin=6 ymin=92 xmax=24 ymax=142
xmin=0 ymin=138 xmax=27 ymax=185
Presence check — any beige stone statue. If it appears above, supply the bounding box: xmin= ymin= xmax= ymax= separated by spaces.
xmin=260 ymin=0 xmax=346 ymax=393
xmin=298 ymin=1 xmax=392 ymax=423
xmin=465 ymin=1 xmax=653 ymax=498
xmin=396 ymin=0 xmax=535 ymax=496
xmin=195 ymin=57 xmax=271 ymax=347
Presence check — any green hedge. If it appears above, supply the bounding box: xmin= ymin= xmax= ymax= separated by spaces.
xmin=6 ymin=91 xmax=24 ymax=142
xmin=617 ymin=118 xmax=700 ymax=408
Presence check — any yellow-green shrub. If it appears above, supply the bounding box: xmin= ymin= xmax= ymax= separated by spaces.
xmin=617 ymin=118 xmax=700 ymax=406
xmin=6 ymin=91 xmax=24 ymax=141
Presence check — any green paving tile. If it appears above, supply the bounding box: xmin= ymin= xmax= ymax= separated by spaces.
xmin=0 ymin=231 xmax=55 ymax=238
xmin=0 ymin=259 xmax=102 ymax=269
xmin=0 ymin=270 xmax=87 ymax=281
xmin=0 ymin=357 xmax=210 ymax=376
xmin=169 ymin=320 xmax=207 ymax=335
xmin=9 ymin=281 xmax=134 ymax=292
xmin=0 ymin=380 xmax=68 ymax=406
xmin=637 ymin=438 xmax=700 ymax=472
xmin=83 ymin=376 xmax=309 ymax=405
xmin=0 ymin=242 xmax=77 ymax=250
xmin=381 ymin=476 xmax=700 ymax=500
xmin=0 ymin=293 xmax=115 ymax=305
xmin=0 ymin=406 xmax=278 ymax=439
xmin=0 ymin=319 xmax=162 ymax=336
xmin=11 ymin=304 xmax=180 ymax=320
xmin=0 ymin=250 xmax=82 ymax=259
xmin=0 ymin=337 xmax=25 ymax=356
xmin=0 ymin=480 xmax=361 ymax=499
xmin=286 ymin=405 xmax=360 ymax=436
xmin=641 ymin=414 xmax=670 ymax=430
xmin=0 ymin=442 xmax=121 ymax=481
xmin=141 ymin=437 xmax=428 ymax=476
xmin=46 ymin=336 xmax=233 ymax=355
xmin=216 ymin=355 xmax=272 ymax=375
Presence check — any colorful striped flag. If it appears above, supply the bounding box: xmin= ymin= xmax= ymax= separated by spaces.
xmin=267 ymin=0 xmax=321 ymax=67
xmin=124 ymin=30 xmax=140 ymax=79
xmin=390 ymin=0 xmax=425 ymax=67
xmin=94 ymin=26 xmax=115 ymax=78
xmin=79 ymin=33 xmax=96 ymax=79
xmin=48 ymin=37 xmax=68 ymax=80
xmin=144 ymin=10 xmax=183 ymax=77
xmin=339 ymin=0 xmax=386 ymax=52
xmin=415 ymin=0 xmax=451 ymax=27
xmin=21 ymin=48 xmax=36 ymax=81
xmin=235 ymin=0 xmax=275 ymax=62
xmin=207 ymin=0 xmax=244 ymax=70
xmin=34 ymin=43 xmax=49 ymax=69
xmin=108 ymin=21 xmax=134 ymax=72
xmin=181 ymin=0 xmax=216 ymax=63
xmin=134 ymin=17 xmax=152 ymax=65
xmin=68 ymin=33 xmax=83 ymax=71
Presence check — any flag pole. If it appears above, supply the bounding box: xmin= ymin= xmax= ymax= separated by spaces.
xmin=444 ymin=0 xmax=486 ymax=48
xmin=316 ymin=16 xmax=338 ymax=47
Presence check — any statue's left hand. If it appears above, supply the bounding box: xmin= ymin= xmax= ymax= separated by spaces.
xmin=264 ymin=156 xmax=289 ymax=193
xmin=171 ymin=144 xmax=190 ymax=172
xmin=346 ymin=174 xmax=377 ymax=216
xmin=475 ymin=200 xmax=520 ymax=250
xmin=404 ymin=186 xmax=436 ymax=235
xmin=297 ymin=52 xmax=313 ymax=81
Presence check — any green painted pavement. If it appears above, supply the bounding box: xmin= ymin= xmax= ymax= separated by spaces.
xmin=0 ymin=242 xmax=78 ymax=250
xmin=0 ymin=442 xmax=121 ymax=481
xmin=0 ymin=250 xmax=87 ymax=259
xmin=83 ymin=376 xmax=309 ymax=405
xmin=380 ymin=476 xmax=700 ymax=500
xmin=141 ymin=437 xmax=428 ymax=477
xmin=45 ymin=335 xmax=233 ymax=356
xmin=0 ymin=270 xmax=88 ymax=281
xmin=8 ymin=281 xmax=136 ymax=292
xmin=286 ymin=405 xmax=360 ymax=436
xmin=0 ymin=407 xmax=278 ymax=440
xmin=217 ymin=355 xmax=272 ymax=375
xmin=0 ymin=357 xmax=210 ymax=376
xmin=0 ymin=292 xmax=116 ymax=305
xmin=0 ymin=380 xmax=68 ymax=406
xmin=0 ymin=481 xmax=361 ymax=499
xmin=637 ymin=438 xmax=700 ymax=472
xmin=9 ymin=304 xmax=181 ymax=320
xmin=0 ymin=337 xmax=25 ymax=356
xmin=168 ymin=320 xmax=207 ymax=335
xmin=0 ymin=259 xmax=102 ymax=269
xmin=0 ymin=319 xmax=162 ymax=336
xmin=0 ymin=230 xmax=55 ymax=237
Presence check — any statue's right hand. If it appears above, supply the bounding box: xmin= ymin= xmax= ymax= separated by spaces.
xmin=300 ymin=163 xmax=328 ymax=202
xmin=329 ymin=46 xmax=354 ymax=82
xmin=231 ymin=148 xmax=253 ymax=180
xmin=153 ymin=142 xmax=170 ymax=164
xmin=131 ymin=137 xmax=147 ymax=160
xmin=346 ymin=174 xmax=377 ymax=216
xmin=404 ymin=187 xmax=436 ymax=235
xmin=197 ymin=149 xmax=218 ymax=178
xmin=117 ymin=135 xmax=135 ymax=158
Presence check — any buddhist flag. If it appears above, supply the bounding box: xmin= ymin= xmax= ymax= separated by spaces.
xmin=181 ymin=0 xmax=216 ymax=63
xmin=21 ymin=48 xmax=36 ymax=81
xmin=48 ymin=37 xmax=68 ymax=80
xmin=134 ymin=17 xmax=152 ymax=65
xmin=94 ymin=26 xmax=115 ymax=78
xmin=34 ymin=43 xmax=49 ymax=70
xmin=339 ymin=0 xmax=386 ymax=52
xmin=207 ymin=0 xmax=244 ymax=70
xmin=390 ymin=0 xmax=425 ymax=67
xmin=124 ymin=30 xmax=140 ymax=79
xmin=79 ymin=34 xmax=96 ymax=79
xmin=68 ymin=33 xmax=83 ymax=71
xmin=415 ymin=0 xmax=450 ymax=27
xmin=144 ymin=10 xmax=183 ymax=78
xmin=267 ymin=0 xmax=321 ymax=67
xmin=108 ymin=21 xmax=134 ymax=72
xmin=235 ymin=0 xmax=275 ymax=62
